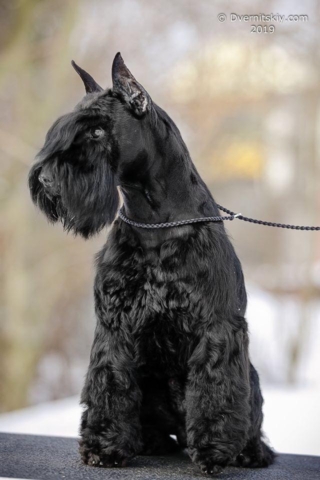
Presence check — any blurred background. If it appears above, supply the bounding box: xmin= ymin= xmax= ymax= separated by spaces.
xmin=1 ymin=0 xmax=320 ymax=456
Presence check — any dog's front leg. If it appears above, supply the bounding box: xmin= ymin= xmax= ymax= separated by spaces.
xmin=186 ymin=320 xmax=251 ymax=475
xmin=79 ymin=324 xmax=142 ymax=468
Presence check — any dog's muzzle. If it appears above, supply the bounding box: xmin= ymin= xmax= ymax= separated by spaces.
xmin=39 ymin=172 xmax=54 ymax=188
xmin=38 ymin=169 xmax=60 ymax=196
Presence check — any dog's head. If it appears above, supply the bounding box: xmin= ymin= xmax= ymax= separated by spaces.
xmin=29 ymin=53 xmax=186 ymax=237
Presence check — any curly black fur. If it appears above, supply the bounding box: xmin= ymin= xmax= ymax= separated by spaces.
xmin=28 ymin=53 xmax=275 ymax=475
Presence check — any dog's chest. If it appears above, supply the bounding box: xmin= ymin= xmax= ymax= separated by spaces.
xmin=126 ymin=261 xmax=194 ymax=343
xmin=96 ymin=249 xmax=198 ymax=372
xmin=136 ymin=265 xmax=192 ymax=365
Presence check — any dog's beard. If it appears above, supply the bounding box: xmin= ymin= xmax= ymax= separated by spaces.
xmin=28 ymin=163 xmax=120 ymax=238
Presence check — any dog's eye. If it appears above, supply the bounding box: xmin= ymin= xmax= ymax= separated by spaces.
xmin=90 ymin=128 xmax=104 ymax=139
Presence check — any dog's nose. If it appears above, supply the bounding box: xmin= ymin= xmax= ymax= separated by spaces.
xmin=39 ymin=173 xmax=53 ymax=186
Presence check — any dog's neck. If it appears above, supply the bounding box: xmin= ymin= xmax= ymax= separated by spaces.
xmin=119 ymin=155 xmax=218 ymax=237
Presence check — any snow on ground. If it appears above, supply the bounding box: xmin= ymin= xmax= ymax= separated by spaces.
xmin=0 ymin=387 xmax=320 ymax=456
xmin=0 ymin=397 xmax=81 ymax=438
xmin=263 ymin=386 xmax=320 ymax=456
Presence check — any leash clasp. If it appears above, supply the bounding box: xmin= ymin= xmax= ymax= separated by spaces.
xmin=233 ymin=213 xmax=242 ymax=219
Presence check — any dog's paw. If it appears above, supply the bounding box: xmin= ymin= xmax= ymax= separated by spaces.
xmin=80 ymin=439 xmax=136 ymax=468
xmin=200 ymin=462 xmax=224 ymax=475
xmin=84 ymin=450 xmax=129 ymax=468
xmin=234 ymin=440 xmax=276 ymax=468
xmin=189 ymin=446 xmax=226 ymax=476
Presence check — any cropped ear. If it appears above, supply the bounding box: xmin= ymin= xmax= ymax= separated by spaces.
xmin=112 ymin=52 xmax=150 ymax=116
xmin=71 ymin=60 xmax=103 ymax=94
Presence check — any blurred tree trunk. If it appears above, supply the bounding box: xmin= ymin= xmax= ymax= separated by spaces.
xmin=0 ymin=0 xmax=79 ymax=412
xmin=287 ymin=87 xmax=320 ymax=384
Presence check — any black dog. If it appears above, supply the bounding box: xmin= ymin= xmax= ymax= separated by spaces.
xmin=29 ymin=53 xmax=275 ymax=475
